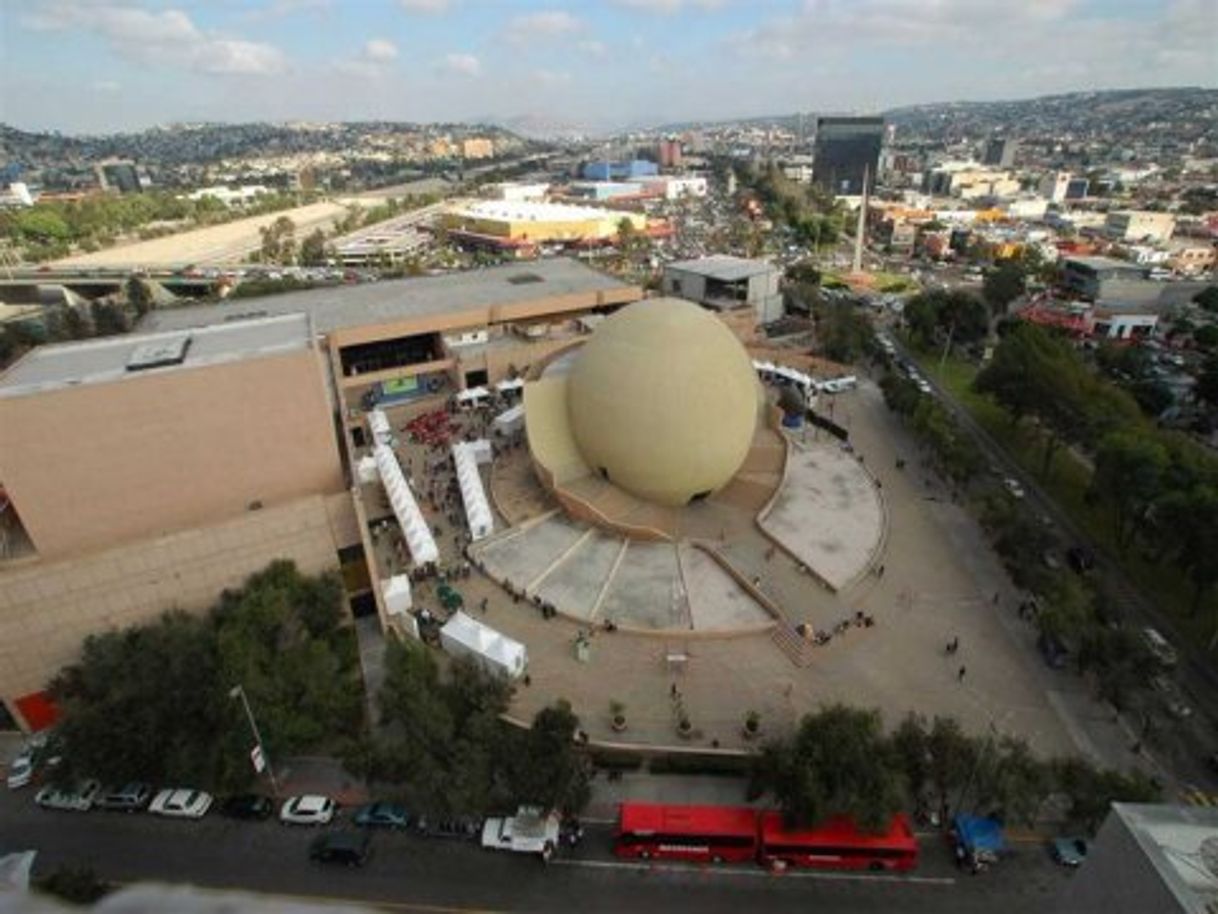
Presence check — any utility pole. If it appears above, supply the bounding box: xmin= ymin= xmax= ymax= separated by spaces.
xmin=230 ymin=684 xmax=281 ymax=797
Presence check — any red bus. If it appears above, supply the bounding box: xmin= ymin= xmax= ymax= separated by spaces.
xmin=614 ymin=802 xmax=758 ymax=863
xmin=758 ymin=811 xmax=919 ymax=872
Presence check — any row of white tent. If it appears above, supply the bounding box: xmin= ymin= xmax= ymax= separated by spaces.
xmin=373 ymin=442 xmax=439 ymax=565
xmin=440 ymin=610 xmax=527 ymax=679
xmin=752 ymin=360 xmax=857 ymax=395
xmin=452 ymin=440 xmax=495 ymax=541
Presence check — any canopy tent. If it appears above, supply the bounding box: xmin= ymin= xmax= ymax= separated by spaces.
xmin=373 ymin=443 xmax=439 ymax=565
xmin=492 ymin=404 xmax=525 ymax=436
xmin=367 ymin=409 xmax=394 ymax=446
xmin=953 ymin=815 xmax=1006 ymax=854
xmin=453 ymin=440 xmax=495 ymax=541
xmin=752 ymin=359 xmax=777 ymax=377
xmin=380 ymin=575 xmax=418 ymax=639
xmin=439 ymin=611 xmax=527 ymax=679
xmin=496 ymin=378 xmax=525 ymax=394
xmin=456 ymin=386 xmax=491 ymax=404
xmin=355 ymin=455 xmax=379 ymax=484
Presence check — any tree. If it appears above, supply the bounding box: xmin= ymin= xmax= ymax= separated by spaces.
xmin=925 ymin=716 xmax=978 ymax=822
xmin=125 ymin=275 xmax=153 ymax=317
xmin=972 ymin=736 xmax=1052 ymax=826
xmin=753 ymin=705 xmax=905 ymax=831
xmin=1090 ymin=430 xmax=1169 ymax=549
xmin=1197 ymin=355 xmax=1218 ymax=409
xmin=504 ymin=700 xmax=591 ymax=814
xmin=1052 ymin=757 xmax=1160 ymax=832
xmin=1193 ymin=285 xmax=1218 ymax=314
xmin=1193 ymin=324 xmax=1218 ymax=350
xmin=903 ymin=289 xmax=988 ymax=356
xmin=299 ymin=228 xmax=328 ymax=266
xmin=1154 ymin=485 xmax=1218 ymax=614
xmin=90 ymin=302 xmax=130 ymax=337
xmin=982 ymin=261 xmax=1026 ymax=317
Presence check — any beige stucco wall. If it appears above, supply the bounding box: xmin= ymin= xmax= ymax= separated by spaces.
xmin=0 ymin=348 xmax=345 ymax=560
xmin=0 ymin=495 xmax=350 ymax=725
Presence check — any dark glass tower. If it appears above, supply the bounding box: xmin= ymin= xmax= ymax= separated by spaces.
xmin=813 ymin=117 xmax=884 ymax=196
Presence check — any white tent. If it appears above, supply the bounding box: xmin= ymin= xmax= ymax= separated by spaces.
xmin=456 ymin=386 xmax=491 ymax=405
xmin=368 ymin=409 xmax=394 ymax=446
xmin=374 ymin=444 xmax=439 ymax=565
xmin=496 ymin=378 xmax=525 ymax=394
xmin=380 ymin=575 xmax=419 ymax=639
xmin=452 ymin=440 xmax=495 ymax=541
xmin=492 ymin=404 xmax=525 ymax=436
xmin=356 ymin=455 xmax=379 ymax=484
xmin=440 ymin=611 xmax=527 ymax=679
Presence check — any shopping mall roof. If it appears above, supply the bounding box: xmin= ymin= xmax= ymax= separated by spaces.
xmin=665 ymin=255 xmax=776 ymax=282
xmin=0 ymin=313 xmax=311 ymax=397
xmin=141 ymin=258 xmax=633 ymax=335
xmin=451 ymin=200 xmax=630 ymax=222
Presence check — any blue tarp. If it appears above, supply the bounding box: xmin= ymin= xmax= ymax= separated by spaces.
xmin=954 ymin=815 xmax=1006 ymax=854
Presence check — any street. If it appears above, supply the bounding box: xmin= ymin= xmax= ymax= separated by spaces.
xmin=0 ymin=790 xmax=1073 ymax=913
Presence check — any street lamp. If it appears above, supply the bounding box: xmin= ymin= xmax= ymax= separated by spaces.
xmin=229 ymin=684 xmax=280 ymax=798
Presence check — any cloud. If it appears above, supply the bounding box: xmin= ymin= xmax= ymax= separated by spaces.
xmin=364 ymin=39 xmax=399 ymax=62
xmin=504 ymin=10 xmax=582 ymax=44
xmin=399 ymin=0 xmax=451 ymax=12
xmin=577 ymin=40 xmax=608 ymax=58
xmin=21 ymin=2 xmax=287 ymax=75
xmin=440 ymin=53 xmax=481 ymax=77
xmin=92 ymin=80 xmax=121 ymax=93
xmin=610 ymin=0 xmax=725 ymax=12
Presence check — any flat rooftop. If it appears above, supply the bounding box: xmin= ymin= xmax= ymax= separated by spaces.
xmin=142 ymin=259 xmax=633 ymax=334
xmin=452 ymin=201 xmax=632 ymax=222
xmin=0 ymin=313 xmax=311 ymax=397
xmin=666 ymin=254 xmax=776 ymax=281
xmin=1064 ymin=256 xmax=1149 ymax=272
xmin=1113 ymin=803 xmax=1218 ymax=909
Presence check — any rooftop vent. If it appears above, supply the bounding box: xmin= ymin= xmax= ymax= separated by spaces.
xmin=507 ymin=273 xmax=544 ymax=286
xmin=126 ymin=334 xmax=191 ymax=372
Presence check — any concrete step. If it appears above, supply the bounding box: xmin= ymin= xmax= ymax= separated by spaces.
xmin=770 ymin=621 xmax=816 ymax=668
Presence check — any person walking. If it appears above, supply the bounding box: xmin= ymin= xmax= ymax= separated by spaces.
xmin=957 ymin=665 xmax=967 ymax=682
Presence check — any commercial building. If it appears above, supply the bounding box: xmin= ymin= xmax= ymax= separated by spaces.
xmin=1054 ymin=804 xmax=1218 ymax=914
xmin=565 ymin=181 xmax=646 ymax=203
xmin=0 ymin=313 xmax=355 ymax=730
xmin=485 ymin=182 xmax=550 ymax=202
xmin=461 ymin=138 xmax=495 ymax=160
xmin=1060 ymin=256 xmax=1151 ymax=299
xmin=184 ymin=185 xmax=270 ymax=207
xmin=1105 ymin=210 xmax=1177 ymax=243
xmin=657 ymin=139 xmax=682 ymax=169
xmin=637 ymin=175 xmax=708 ymax=200
xmin=981 ymin=137 xmax=1019 ymax=168
xmin=813 ymin=117 xmax=884 ymax=197
xmin=1039 ymin=171 xmax=1089 ymax=203
xmin=662 ymin=255 xmax=783 ymax=325
xmin=443 ymin=201 xmax=647 ymax=250
xmin=924 ymin=163 xmax=1020 ymax=200
xmin=582 ymin=160 xmax=659 ymax=181
xmin=1167 ymin=241 xmax=1216 ymax=275
xmin=0 ymin=261 xmax=644 ymax=731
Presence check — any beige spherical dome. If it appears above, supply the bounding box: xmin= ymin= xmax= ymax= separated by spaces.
xmin=567 ymin=298 xmax=759 ymax=507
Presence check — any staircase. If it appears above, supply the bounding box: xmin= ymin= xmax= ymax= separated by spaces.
xmin=771 ymin=621 xmax=817 ymax=668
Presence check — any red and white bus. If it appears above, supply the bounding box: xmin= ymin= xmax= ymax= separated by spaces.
xmin=613 ymin=803 xmax=919 ymax=873
xmin=758 ymin=811 xmax=919 ymax=872
xmin=614 ymin=802 xmax=759 ymax=863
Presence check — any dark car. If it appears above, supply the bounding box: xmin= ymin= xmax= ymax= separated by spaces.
xmin=97 ymin=782 xmax=152 ymax=812
xmin=1037 ymin=631 xmax=1070 ymax=670
xmin=353 ymin=802 xmax=411 ymax=830
xmin=309 ymin=830 xmax=372 ymax=867
xmin=414 ymin=814 xmax=481 ymax=840
xmin=220 ymin=794 xmax=274 ymax=820
xmin=1049 ymin=836 xmax=1088 ymax=867
xmin=1067 ymin=546 xmax=1095 ymax=574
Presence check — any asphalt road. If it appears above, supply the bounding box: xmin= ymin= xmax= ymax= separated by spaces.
xmin=1 ymin=790 xmax=1072 ymax=913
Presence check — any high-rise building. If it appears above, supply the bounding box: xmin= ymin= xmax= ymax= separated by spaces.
xmin=657 ymin=138 xmax=682 ymax=169
xmin=982 ymin=137 xmax=1019 ymax=168
xmin=812 ymin=117 xmax=884 ymax=196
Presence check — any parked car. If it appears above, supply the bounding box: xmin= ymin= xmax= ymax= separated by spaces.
xmin=309 ymin=830 xmax=372 ymax=867
xmin=97 ymin=782 xmax=152 ymax=812
xmin=414 ymin=814 xmax=481 ymax=840
xmin=1066 ymin=546 xmax=1095 ymax=574
xmin=35 ymin=779 xmax=101 ymax=813
xmin=220 ymin=794 xmax=274 ymax=820
xmin=1049 ymin=836 xmax=1088 ymax=867
xmin=1003 ymin=477 xmax=1025 ymax=499
xmin=6 ymin=749 xmax=36 ymax=790
xmin=1151 ymin=676 xmax=1193 ymax=719
xmin=353 ymin=802 xmax=411 ymax=830
xmin=280 ymin=795 xmax=336 ymax=826
xmin=1141 ymin=627 xmax=1179 ymax=669
xmin=149 ymin=788 xmax=213 ymax=819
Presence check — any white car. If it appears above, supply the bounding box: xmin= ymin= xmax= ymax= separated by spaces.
xmin=280 ymin=794 xmax=336 ymax=826
xmin=6 ymin=750 xmax=36 ymax=790
xmin=34 ymin=778 xmax=100 ymax=812
xmin=149 ymin=788 xmax=213 ymax=819
xmin=1003 ymin=477 xmax=1025 ymax=499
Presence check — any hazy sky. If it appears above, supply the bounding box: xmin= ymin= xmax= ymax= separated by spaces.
xmin=1 ymin=0 xmax=1214 ymax=134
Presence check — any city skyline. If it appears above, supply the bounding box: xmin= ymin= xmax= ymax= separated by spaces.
xmin=1 ymin=0 xmax=1214 ymax=134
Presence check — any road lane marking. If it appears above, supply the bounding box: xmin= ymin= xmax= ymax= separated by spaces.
xmin=550 ymin=859 xmax=956 ymax=885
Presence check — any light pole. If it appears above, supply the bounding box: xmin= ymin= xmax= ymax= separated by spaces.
xmin=229 ymin=684 xmax=280 ymax=798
